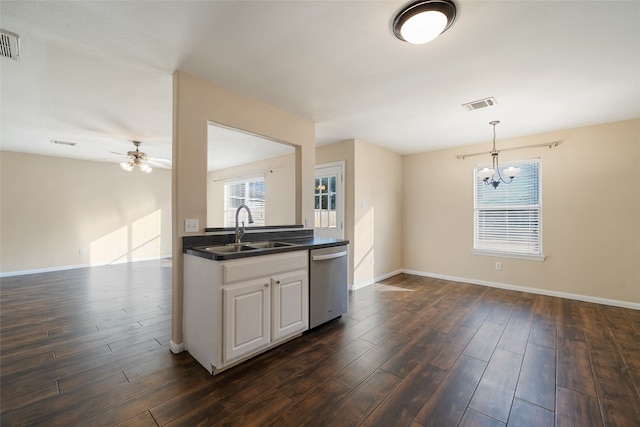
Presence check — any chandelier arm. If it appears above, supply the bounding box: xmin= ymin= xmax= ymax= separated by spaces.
xmin=495 ymin=168 xmax=513 ymax=184
xmin=495 ymin=153 xmax=514 ymax=184
xmin=492 ymin=152 xmax=509 ymax=185
xmin=483 ymin=171 xmax=514 ymax=188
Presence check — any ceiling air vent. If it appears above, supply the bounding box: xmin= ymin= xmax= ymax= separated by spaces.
xmin=51 ymin=140 xmax=77 ymax=147
xmin=0 ymin=30 xmax=20 ymax=61
xmin=462 ymin=97 xmax=496 ymax=111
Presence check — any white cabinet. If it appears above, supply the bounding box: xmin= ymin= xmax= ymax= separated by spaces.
xmin=223 ymin=280 xmax=270 ymax=363
xmin=271 ymin=270 xmax=308 ymax=342
xmin=184 ymin=250 xmax=308 ymax=374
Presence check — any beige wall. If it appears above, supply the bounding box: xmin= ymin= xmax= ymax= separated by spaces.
xmin=172 ymin=70 xmax=315 ymax=349
xmin=207 ymin=153 xmax=296 ymax=227
xmin=316 ymin=138 xmax=403 ymax=289
xmin=353 ymin=139 xmax=403 ymax=288
xmin=0 ymin=151 xmax=172 ymax=274
xmin=403 ymin=118 xmax=640 ymax=305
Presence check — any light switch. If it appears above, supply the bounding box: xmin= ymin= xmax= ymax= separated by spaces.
xmin=185 ymin=219 xmax=199 ymax=233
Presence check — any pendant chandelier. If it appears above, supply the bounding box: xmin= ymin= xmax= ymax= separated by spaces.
xmin=477 ymin=121 xmax=520 ymax=189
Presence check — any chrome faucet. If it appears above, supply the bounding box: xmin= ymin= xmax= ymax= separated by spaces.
xmin=234 ymin=204 xmax=254 ymax=244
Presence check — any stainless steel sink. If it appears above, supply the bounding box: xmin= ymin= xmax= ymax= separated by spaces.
xmin=200 ymin=245 xmax=258 ymax=253
xmin=197 ymin=241 xmax=300 ymax=255
xmin=246 ymin=241 xmax=299 ymax=249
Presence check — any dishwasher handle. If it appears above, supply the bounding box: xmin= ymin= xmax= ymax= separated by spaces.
xmin=312 ymin=250 xmax=347 ymax=261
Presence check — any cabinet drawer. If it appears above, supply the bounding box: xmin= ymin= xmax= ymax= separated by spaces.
xmin=222 ymin=251 xmax=307 ymax=285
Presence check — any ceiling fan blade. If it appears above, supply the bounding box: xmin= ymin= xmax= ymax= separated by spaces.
xmin=107 ymin=141 xmax=171 ymax=169
xmin=92 ymin=156 xmax=126 ymax=163
xmin=147 ymin=156 xmax=172 ymax=165
xmin=146 ymin=159 xmax=172 ymax=169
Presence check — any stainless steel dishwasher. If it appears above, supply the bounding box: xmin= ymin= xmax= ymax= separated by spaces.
xmin=309 ymin=245 xmax=348 ymax=329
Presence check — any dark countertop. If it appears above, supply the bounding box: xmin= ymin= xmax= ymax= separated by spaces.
xmin=183 ymin=228 xmax=348 ymax=261
xmin=204 ymin=224 xmax=303 ymax=233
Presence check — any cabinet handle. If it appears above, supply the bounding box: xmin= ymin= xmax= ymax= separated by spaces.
xmin=275 ymin=280 xmax=281 ymax=285
xmin=264 ymin=283 xmax=269 ymax=287
xmin=312 ymin=250 xmax=348 ymax=261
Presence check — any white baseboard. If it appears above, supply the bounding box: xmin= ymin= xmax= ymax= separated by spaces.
xmin=403 ymin=269 xmax=640 ymax=311
xmin=0 ymin=256 xmax=172 ymax=278
xmin=169 ymin=340 xmax=185 ymax=354
xmin=351 ymin=280 xmax=373 ymax=291
xmin=0 ymin=264 xmax=90 ymax=278
xmin=351 ymin=269 xmax=404 ymax=291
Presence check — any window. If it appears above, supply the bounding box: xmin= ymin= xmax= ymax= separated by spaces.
xmin=314 ymin=174 xmax=337 ymax=229
xmin=474 ymin=159 xmax=543 ymax=260
xmin=224 ymin=177 xmax=266 ymax=227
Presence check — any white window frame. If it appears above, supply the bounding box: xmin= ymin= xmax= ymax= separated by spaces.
xmin=473 ymin=158 xmax=545 ymax=261
xmin=223 ymin=176 xmax=266 ymax=227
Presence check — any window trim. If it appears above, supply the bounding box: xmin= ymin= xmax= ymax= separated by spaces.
xmin=471 ymin=249 xmax=545 ymax=262
xmin=473 ymin=158 xmax=545 ymax=261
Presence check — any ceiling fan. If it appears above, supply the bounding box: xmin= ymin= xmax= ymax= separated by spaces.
xmin=112 ymin=140 xmax=171 ymax=173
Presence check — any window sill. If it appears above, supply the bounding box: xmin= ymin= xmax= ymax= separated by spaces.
xmin=472 ymin=250 xmax=546 ymax=262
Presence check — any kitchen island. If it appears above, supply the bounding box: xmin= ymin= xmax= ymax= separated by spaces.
xmin=183 ymin=226 xmax=348 ymax=374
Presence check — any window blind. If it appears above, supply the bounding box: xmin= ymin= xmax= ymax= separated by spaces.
xmin=474 ymin=160 xmax=541 ymax=256
xmin=224 ymin=177 xmax=266 ymax=227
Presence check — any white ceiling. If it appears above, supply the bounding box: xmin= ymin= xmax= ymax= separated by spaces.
xmin=1 ymin=1 xmax=639 ymax=169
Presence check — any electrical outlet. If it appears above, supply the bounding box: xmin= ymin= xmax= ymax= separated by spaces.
xmin=495 ymin=261 xmax=502 ymax=271
xmin=185 ymin=219 xmax=199 ymax=233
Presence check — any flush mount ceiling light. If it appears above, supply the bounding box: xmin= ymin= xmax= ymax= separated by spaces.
xmin=477 ymin=121 xmax=521 ymax=189
xmin=393 ymin=0 xmax=457 ymax=44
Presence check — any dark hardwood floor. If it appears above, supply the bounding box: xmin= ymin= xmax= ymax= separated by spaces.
xmin=1 ymin=260 xmax=639 ymax=426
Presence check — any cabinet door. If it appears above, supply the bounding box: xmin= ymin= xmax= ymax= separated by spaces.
xmin=223 ymin=281 xmax=270 ymax=363
xmin=272 ymin=269 xmax=308 ymax=342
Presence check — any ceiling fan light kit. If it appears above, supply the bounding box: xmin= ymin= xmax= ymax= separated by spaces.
xmin=119 ymin=140 xmax=153 ymax=173
xmin=393 ymin=0 xmax=457 ymax=44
